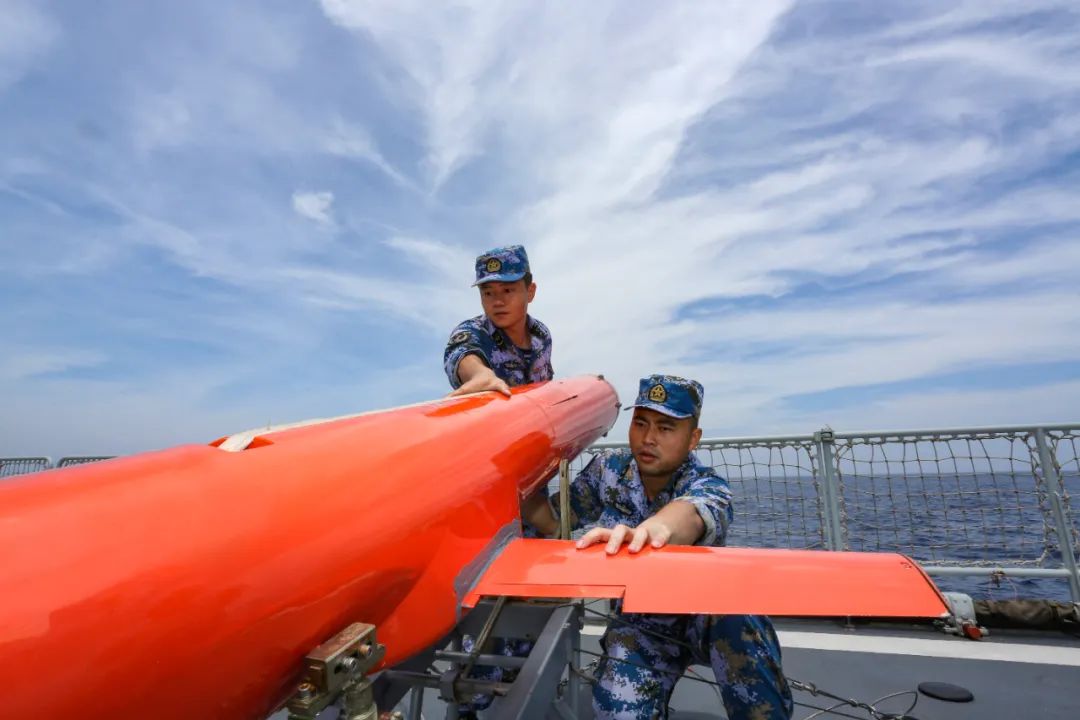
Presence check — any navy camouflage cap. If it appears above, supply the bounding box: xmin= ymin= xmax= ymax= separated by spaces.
xmin=472 ymin=245 xmax=530 ymax=286
xmin=626 ymin=374 xmax=704 ymax=420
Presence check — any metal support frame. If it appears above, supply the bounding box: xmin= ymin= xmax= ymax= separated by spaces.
xmin=1034 ymin=429 xmax=1080 ymax=604
xmin=496 ymin=604 xmax=582 ymax=720
xmin=814 ymin=428 xmax=845 ymax=552
xmin=456 ymin=598 xmax=567 ymax=639
xmin=372 ymin=648 xmax=439 ymax=715
xmin=373 ymin=599 xmax=586 ymax=720
xmin=938 ymin=591 xmax=988 ymax=639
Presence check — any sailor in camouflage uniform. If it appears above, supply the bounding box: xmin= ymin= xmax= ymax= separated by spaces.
xmin=444 ymin=245 xmax=553 ymax=717
xmin=443 ymin=244 xmax=553 ymax=397
xmin=523 ymin=375 xmax=793 ymax=720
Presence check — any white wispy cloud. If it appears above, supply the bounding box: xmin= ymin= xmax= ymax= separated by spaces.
xmin=319 ymin=0 xmax=1080 ymax=435
xmin=0 ymin=349 xmax=106 ymax=382
xmin=323 ymin=117 xmax=416 ymax=190
xmin=320 ymin=0 xmax=794 ymax=194
xmin=291 ymin=190 xmax=335 ymax=226
xmin=3 ymin=1 xmax=1080 ymax=456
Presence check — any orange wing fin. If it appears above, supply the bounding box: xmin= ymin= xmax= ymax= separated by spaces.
xmin=465 ymin=539 xmax=948 ymax=618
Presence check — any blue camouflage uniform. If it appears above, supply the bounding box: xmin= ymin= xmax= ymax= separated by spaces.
xmin=444 ymin=313 xmax=553 ymax=391
xmin=443 ymin=245 xmax=553 ymax=391
xmin=446 ymin=245 xmax=553 ymax=716
xmin=551 ymin=375 xmax=794 ymax=720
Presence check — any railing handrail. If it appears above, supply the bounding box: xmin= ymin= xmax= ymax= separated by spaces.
xmin=596 ymin=423 xmax=1080 ymax=449
xmin=580 ymin=423 xmax=1080 ymax=603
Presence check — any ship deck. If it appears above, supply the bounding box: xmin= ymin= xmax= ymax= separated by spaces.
xmin=269 ymin=613 xmax=1080 ymax=720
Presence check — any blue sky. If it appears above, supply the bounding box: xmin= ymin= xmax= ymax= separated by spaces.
xmin=2 ymin=0 xmax=1079 ymax=457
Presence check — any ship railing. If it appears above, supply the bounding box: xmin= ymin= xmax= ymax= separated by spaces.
xmin=56 ymin=455 xmax=117 ymax=467
xmin=0 ymin=456 xmax=114 ymax=477
xmin=0 ymin=456 xmax=54 ymax=478
xmin=572 ymin=423 xmax=1080 ymax=604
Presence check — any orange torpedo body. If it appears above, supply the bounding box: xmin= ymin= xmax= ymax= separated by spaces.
xmin=0 ymin=376 xmax=620 ymax=719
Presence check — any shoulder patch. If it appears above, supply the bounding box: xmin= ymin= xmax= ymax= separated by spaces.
xmin=449 ymin=330 xmax=471 ymax=346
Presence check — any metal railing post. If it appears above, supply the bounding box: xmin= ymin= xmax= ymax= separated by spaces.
xmin=1034 ymin=428 xmax=1080 ymax=604
xmin=558 ymin=459 xmax=571 ymax=541
xmin=814 ymin=429 xmax=845 ymax=552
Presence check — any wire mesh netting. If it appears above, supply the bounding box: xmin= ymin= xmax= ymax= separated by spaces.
xmin=833 ymin=432 xmax=1050 ymax=567
xmin=696 ymin=441 xmax=824 ymax=550
xmin=565 ymin=440 xmax=825 ymax=550
xmin=566 ymin=428 xmax=1077 ymax=571
xmin=563 ymin=428 xmax=1079 ymax=599
xmin=1044 ymin=430 xmax=1080 ymax=559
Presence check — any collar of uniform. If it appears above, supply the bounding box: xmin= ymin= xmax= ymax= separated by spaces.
xmin=479 ymin=314 xmax=544 ymax=348
xmin=525 ymin=314 xmax=550 ymax=340
xmin=625 ymin=452 xmax=698 ymax=499
xmin=671 ymin=454 xmax=699 ymax=485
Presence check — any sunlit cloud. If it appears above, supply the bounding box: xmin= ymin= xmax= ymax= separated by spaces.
xmin=292 ymin=190 xmax=335 ymax=226
xmin=2 ymin=0 xmax=1079 ymax=456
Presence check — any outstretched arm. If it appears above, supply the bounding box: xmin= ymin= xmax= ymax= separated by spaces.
xmin=448 ymin=354 xmax=512 ymax=397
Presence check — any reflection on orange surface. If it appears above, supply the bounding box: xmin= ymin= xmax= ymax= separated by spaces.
xmin=422 ymin=392 xmax=500 ymax=417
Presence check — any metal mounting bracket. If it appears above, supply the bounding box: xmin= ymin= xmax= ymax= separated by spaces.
xmin=937 ymin=592 xmax=988 ymax=640
xmin=286 ymin=622 xmax=387 ymax=720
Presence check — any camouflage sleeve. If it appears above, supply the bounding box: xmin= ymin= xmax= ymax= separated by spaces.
xmin=541 ymin=334 xmax=554 ymax=381
xmin=536 ymin=322 xmax=554 ymax=381
xmin=443 ymin=322 xmax=492 ymax=389
xmin=672 ymin=469 xmax=733 ymax=547
xmin=549 ymin=453 xmax=605 ymax=532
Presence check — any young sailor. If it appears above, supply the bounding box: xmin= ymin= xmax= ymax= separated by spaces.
xmin=443 ymin=244 xmax=553 ymax=396
xmin=524 ymin=374 xmax=794 ymax=720
xmin=441 ymin=244 xmax=554 ymax=718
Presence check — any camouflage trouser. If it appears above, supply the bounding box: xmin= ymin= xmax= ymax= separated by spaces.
xmin=594 ymin=614 xmax=793 ymax=720
xmin=456 ymin=636 xmax=533 ymax=714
